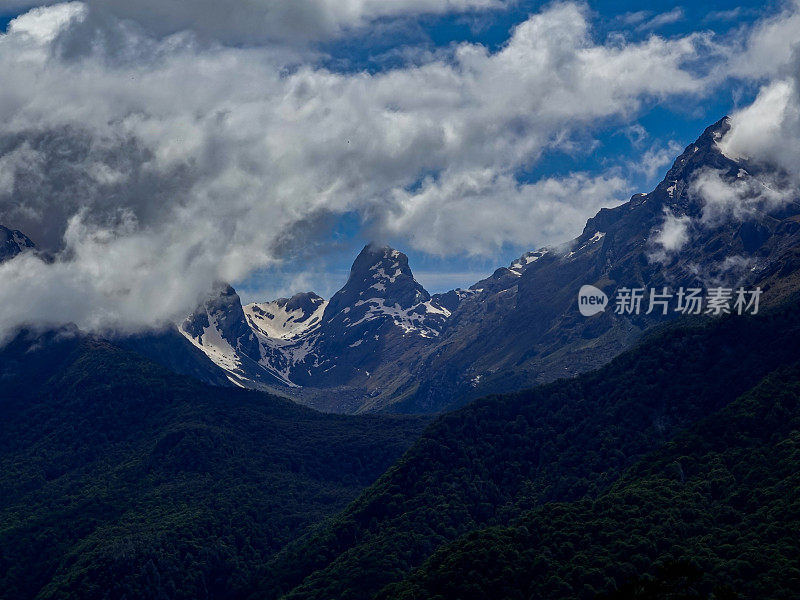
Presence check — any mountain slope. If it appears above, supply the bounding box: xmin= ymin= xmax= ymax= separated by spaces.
xmin=258 ymin=298 xmax=800 ymax=600
xmin=158 ymin=118 xmax=800 ymax=414
xmin=0 ymin=333 xmax=428 ymax=600
xmin=382 ymin=362 xmax=800 ymax=599
xmin=390 ymin=117 xmax=800 ymax=412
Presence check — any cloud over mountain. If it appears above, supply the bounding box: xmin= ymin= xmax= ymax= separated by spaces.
xmin=0 ymin=1 xmax=798 ymax=340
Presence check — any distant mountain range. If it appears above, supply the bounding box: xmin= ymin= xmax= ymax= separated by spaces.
xmin=150 ymin=117 xmax=800 ymax=413
xmin=4 ymin=117 xmax=800 ymax=414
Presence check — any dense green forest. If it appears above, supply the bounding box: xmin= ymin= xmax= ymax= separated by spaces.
xmin=0 ymin=335 xmax=428 ymax=599
xmin=382 ymin=363 xmax=800 ymax=599
xmin=4 ymin=302 xmax=800 ymax=599
xmin=259 ymin=303 xmax=800 ymax=600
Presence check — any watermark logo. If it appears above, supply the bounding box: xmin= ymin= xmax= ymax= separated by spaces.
xmin=578 ymin=285 xmax=609 ymax=317
xmin=577 ymin=285 xmax=762 ymax=317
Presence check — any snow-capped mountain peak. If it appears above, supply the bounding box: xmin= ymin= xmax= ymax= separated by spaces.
xmin=175 ymin=244 xmax=454 ymax=392
xmin=321 ymin=244 xmax=448 ymax=339
xmin=326 ymin=243 xmax=431 ymax=312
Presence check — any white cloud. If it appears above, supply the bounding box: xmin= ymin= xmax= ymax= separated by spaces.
xmin=691 ymin=168 xmax=795 ymax=225
xmin=0 ymin=1 xmax=787 ymax=340
xmin=704 ymin=8 xmax=744 ymax=23
xmin=381 ymin=171 xmax=628 ymax=256
xmin=5 ymin=2 xmax=85 ymax=42
xmin=728 ymin=0 xmax=800 ymax=80
xmin=638 ymin=8 xmax=685 ymax=32
xmin=720 ymin=77 xmax=800 ymax=181
xmin=631 ymin=141 xmax=684 ymax=182
xmin=617 ymin=8 xmax=685 ymax=32
xmin=650 ymin=208 xmax=691 ymax=262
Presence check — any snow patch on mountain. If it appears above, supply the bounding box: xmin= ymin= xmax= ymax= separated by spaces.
xmin=180 ymin=314 xmax=247 ymax=387
xmin=347 ymin=297 xmax=450 ymax=338
xmin=244 ymin=294 xmax=327 ymax=340
xmin=509 ymin=249 xmax=549 ymax=274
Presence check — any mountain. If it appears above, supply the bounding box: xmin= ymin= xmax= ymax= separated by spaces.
xmin=255 ymin=295 xmax=800 ymax=600
xmin=170 ymin=117 xmax=800 ymax=414
xmin=0 ymin=331 xmax=428 ymax=600
xmin=393 ymin=117 xmax=800 ymax=412
xmin=175 ymin=245 xmax=456 ymax=412
xmin=5 ymin=118 xmax=799 ymax=415
xmin=0 ymin=224 xmax=36 ymax=262
xmin=4 ymin=261 xmax=800 ymax=600
xmin=286 ymin=244 xmax=451 ymax=389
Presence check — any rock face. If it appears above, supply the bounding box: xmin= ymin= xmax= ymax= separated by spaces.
xmin=245 ymin=292 xmax=326 ymax=341
xmin=179 ymin=283 xmax=289 ymax=388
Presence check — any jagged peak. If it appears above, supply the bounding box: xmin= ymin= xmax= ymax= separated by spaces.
xmin=333 ymin=244 xmax=430 ymax=306
xmin=580 ymin=117 xmax=740 ymax=240
xmin=0 ymin=224 xmax=37 ymax=263
xmin=349 ymin=243 xmax=407 ymax=276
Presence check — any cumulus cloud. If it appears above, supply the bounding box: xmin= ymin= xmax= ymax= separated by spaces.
xmin=650 ymin=208 xmax=691 ymax=262
xmin=719 ymin=77 xmax=800 ymax=182
xmin=690 ymin=168 xmax=796 ymax=225
xmin=728 ymin=0 xmax=800 ymax=80
xmin=0 ymin=0 xmax=790 ymax=340
xmin=381 ymin=171 xmax=628 ymax=256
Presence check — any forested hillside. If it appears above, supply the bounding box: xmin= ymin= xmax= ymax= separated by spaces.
xmin=382 ymin=363 xmax=800 ymax=599
xmin=260 ymin=302 xmax=800 ymax=600
xmin=0 ymin=334 xmax=428 ymax=599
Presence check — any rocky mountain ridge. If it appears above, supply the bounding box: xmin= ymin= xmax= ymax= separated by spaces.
xmin=181 ymin=117 xmax=800 ymax=412
xmin=5 ymin=117 xmax=800 ymax=413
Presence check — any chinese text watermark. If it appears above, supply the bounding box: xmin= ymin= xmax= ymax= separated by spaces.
xmin=578 ymin=286 xmax=761 ymax=317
